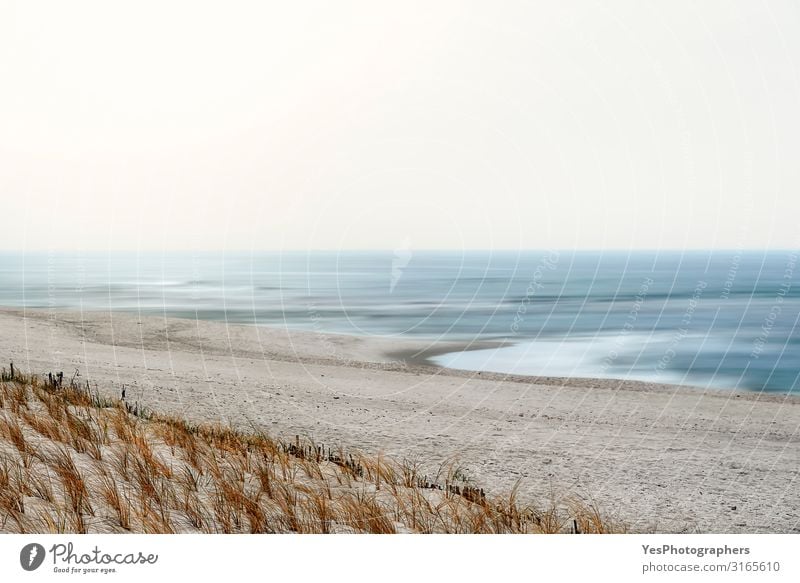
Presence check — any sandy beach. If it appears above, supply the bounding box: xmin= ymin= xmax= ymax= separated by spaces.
xmin=1 ymin=307 xmax=799 ymax=533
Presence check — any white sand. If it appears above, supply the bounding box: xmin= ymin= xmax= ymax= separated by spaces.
xmin=2 ymin=307 xmax=799 ymax=533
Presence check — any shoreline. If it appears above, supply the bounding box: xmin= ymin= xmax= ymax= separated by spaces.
xmin=8 ymin=305 xmax=795 ymax=403
xmin=388 ymin=344 xmax=798 ymax=405
xmin=2 ymin=307 xmax=800 ymax=532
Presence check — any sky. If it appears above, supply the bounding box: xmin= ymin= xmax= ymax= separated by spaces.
xmin=0 ymin=0 xmax=798 ymax=251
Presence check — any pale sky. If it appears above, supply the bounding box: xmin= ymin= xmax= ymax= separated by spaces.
xmin=1 ymin=1 xmax=798 ymax=251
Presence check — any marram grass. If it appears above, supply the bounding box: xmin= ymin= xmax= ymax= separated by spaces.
xmin=0 ymin=367 xmax=621 ymax=533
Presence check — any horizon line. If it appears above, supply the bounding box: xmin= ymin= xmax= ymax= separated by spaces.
xmin=0 ymin=247 xmax=795 ymax=253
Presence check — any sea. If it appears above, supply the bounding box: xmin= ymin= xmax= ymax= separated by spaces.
xmin=0 ymin=250 xmax=798 ymax=393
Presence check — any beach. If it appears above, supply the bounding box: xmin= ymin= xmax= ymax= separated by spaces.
xmin=2 ymin=307 xmax=799 ymax=533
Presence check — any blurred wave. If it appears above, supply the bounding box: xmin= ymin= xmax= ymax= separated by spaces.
xmin=0 ymin=250 xmax=797 ymax=392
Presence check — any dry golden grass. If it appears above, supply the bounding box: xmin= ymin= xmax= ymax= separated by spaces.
xmin=0 ymin=367 xmax=623 ymax=533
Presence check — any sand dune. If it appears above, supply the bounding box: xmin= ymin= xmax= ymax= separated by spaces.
xmin=2 ymin=308 xmax=799 ymax=533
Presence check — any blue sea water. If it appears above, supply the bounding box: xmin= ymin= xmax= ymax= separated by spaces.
xmin=0 ymin=250 xmax=798 ymax=393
